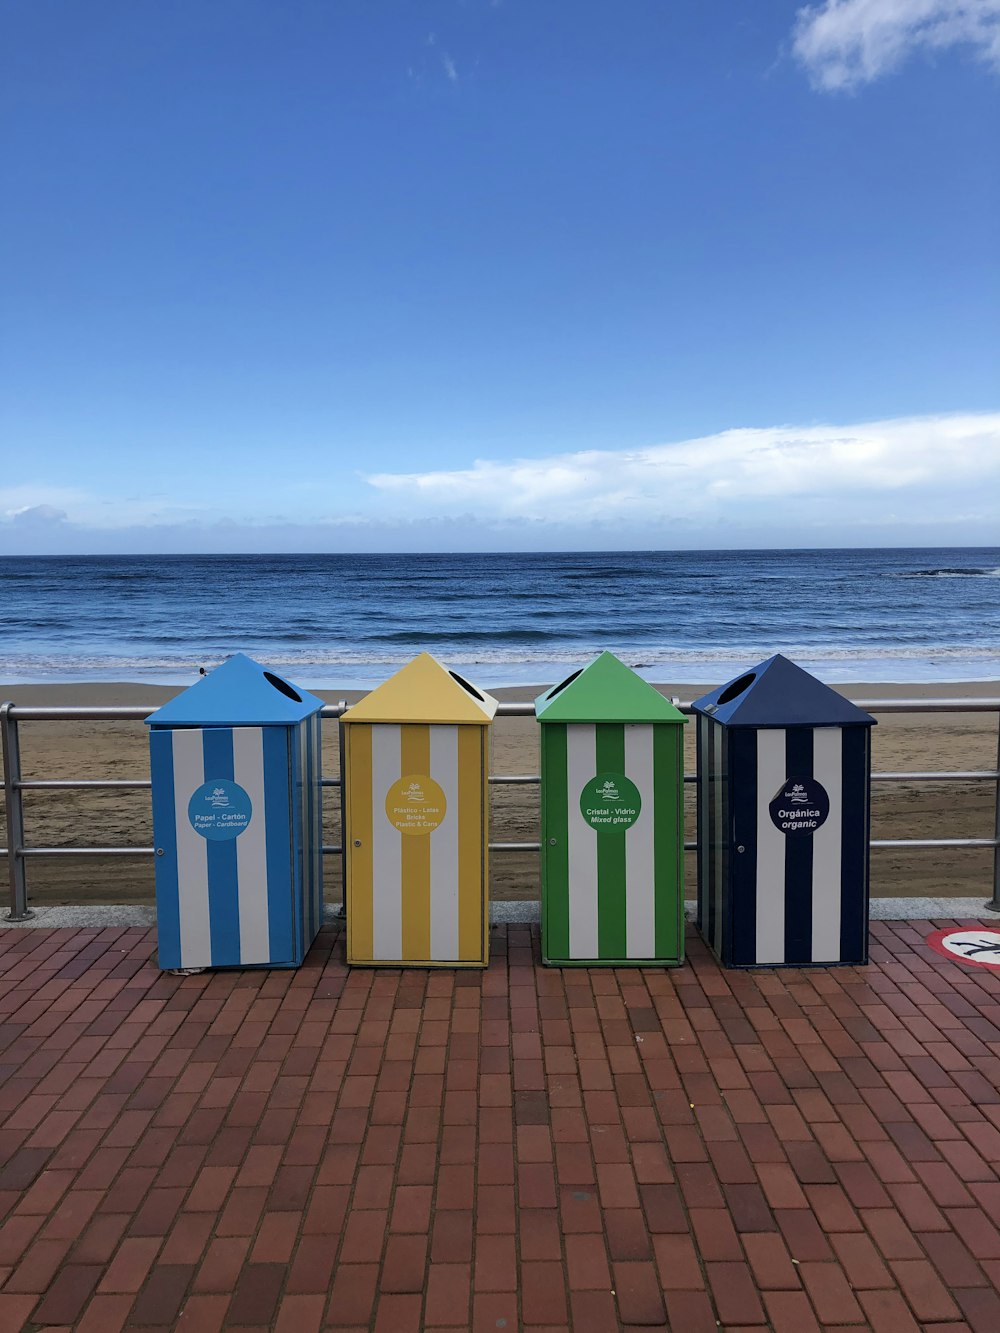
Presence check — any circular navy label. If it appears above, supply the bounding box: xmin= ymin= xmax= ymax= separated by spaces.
xmin=188 ymin=779 xmax=253 ymax=841
xmin=769 ymin=776 xmax=829 ymax=836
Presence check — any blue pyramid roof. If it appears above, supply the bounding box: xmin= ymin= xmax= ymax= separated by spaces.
xmin=146 ymin=653 xmax=325 ymax=728
xmin=692 ymin=654 xmax=875 ymax=729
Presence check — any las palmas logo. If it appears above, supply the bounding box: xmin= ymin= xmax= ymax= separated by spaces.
xmin=407 ymin=782 xmax=425 ymax=803
xmin=601 ymin=779 xmax=620 ymax=802
xmin=786 ymin=783 xmax=809 ymax=805
xmin=208 ymin=787 xmax=230 ymax=808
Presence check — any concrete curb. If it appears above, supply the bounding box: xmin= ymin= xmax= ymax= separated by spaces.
xmin=3 ymin=898 xmax=996 ymax=929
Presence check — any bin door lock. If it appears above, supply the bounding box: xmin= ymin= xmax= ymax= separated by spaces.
xmin=353 ymin=840 xmax=362 ymax=848
xmin=548 ymin=838 xmax=557 ymax=846
xmin=155 ymin=848 xmax=165 ymax=857
xmin=737 ymin=845 xmax=745 ymax=854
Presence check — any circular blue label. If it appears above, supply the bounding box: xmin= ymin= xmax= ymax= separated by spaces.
xmin=188 ymin=779 xmax=253 ymax=841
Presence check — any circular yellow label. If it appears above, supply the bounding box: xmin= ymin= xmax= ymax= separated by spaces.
xmin=385 ymin=774 xmax=447 ymax=836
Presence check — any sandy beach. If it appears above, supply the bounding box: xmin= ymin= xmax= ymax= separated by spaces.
xmin=1 ymin=678 xmax=997 ymax=908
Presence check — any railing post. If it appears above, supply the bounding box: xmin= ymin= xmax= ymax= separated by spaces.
xmin=986 ymin=710 xmax=1000 ymax=914
xmin=337 ymin=705 xmax=347 ymax=918
xmin=2 ymin=702 xmax=33 ymax=921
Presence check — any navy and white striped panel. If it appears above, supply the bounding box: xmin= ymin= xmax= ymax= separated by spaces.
xmin=730 ymin=726 xmax=869 ymax=967
xmin=696 ymin=716 xmax=710 ymax=939
xmin=151 ymin=726 xmax=295 ymax=970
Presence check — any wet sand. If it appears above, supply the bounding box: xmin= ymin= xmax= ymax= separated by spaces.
xmin=1 ymin=679 xmax=997 ymax=907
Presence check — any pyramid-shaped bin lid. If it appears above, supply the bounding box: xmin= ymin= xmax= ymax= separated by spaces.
xmin=146 ymin=653 xmax=326 ymax=728
xmin=692 ymin=654 xmax=876 ymax=729
xmin=535 ymin=652 xmax=687 ymax=725
xmin=341 ymin=652 xmax=498 ymax=726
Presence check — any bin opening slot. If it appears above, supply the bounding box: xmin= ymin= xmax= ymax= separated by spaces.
xmin=544 ymin=668 xmax=583 ymax=700
xmin=448 ymin=670 xmax=486 ymax=703
xmin=264 ymin=671 xmax=303 ymax=703
xmin=717 ymin=672 xmax=756 ymax=706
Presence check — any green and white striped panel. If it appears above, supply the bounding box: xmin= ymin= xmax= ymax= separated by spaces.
xmin=542 ymin=722 xmax=682 ymax=964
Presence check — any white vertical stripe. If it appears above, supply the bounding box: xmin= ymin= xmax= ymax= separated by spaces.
xmin=429 ymin=726 xmax=459 ymax=960
xmin=371 ymin=725 xmax=402 ymax=960
xmin=624 ymin=726 xmax=656 ymax=959
xmin=712 ymin=724 xmax=724 ymax=954
xmin=811 ymin=728 xmax=843 ymax=963
xmin=755 ymin=729 xmax=787 ymax=965
xmin=566 ymin=725 xmax=598 ymax=959
xmin=171 ymin=729 xmax=212 ymax=969
xmin=232 ymin=727 xmax=270 ymax=965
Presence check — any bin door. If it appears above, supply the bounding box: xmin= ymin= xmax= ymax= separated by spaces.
xmin=150 ymin=726 xmax=296 ymax=969
xmin=346 ymin=722 xmax=487 ymax=965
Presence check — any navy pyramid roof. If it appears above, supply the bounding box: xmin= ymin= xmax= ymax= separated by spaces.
xmin=692 ymin=655 xmax=875 ymax=729
xmin=147 ymin=653 xmax=325 ymax=728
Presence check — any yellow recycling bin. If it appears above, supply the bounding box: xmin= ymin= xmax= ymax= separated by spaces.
xmin=342 ymin=653 xmax=497 ymax=967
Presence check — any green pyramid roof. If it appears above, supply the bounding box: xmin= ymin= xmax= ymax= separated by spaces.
xmin=535 ymin=652 xmax=687 ymax=725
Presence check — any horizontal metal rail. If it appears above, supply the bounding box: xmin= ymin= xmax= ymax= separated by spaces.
xmin=3 ymin=695 xmax=999 ymax=921
xmin=9 ymin=768 xmax=996 ymax=796
xmin=5 ymin=696 xmax=1000 ymax=722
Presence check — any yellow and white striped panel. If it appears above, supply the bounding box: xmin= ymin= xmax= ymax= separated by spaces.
xmin=346 ymin=723 xmax=488 ymax=967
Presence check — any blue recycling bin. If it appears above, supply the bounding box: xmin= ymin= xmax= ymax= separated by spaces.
xmin=692 ymin=655 xmax=876 ymax=968
xmin=146 ymin=653 xmax=325 ymax=970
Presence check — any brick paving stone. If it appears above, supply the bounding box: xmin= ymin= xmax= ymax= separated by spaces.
xmin=705 ymin=1260 xmax=767 ymax=1325
xmin=520 ymin=1259 xmax=568 ymax=1325
xmin=612 ymin=1259 xmax=667 ymax=1325
xmin=762 ymin=1288 xmax=823 ymax=1333
xmin=129 ymin=1262 xmax=196 ymax=1326
xmin=473 ymin=1233 xmax=517 ymax=1291
xmin=423 ymin=1261 xmax=472 ymax=1326
xmin=6 ymin=922 xmax=1000 ymax=1333
xmin=797 ymin=1259 xmax=866 ymax=1323
xmin=604 ymin=1206 xmax=652 ymax=1260
xmin=952 ymin=1286 xmax=1000 ymax=1333
xmin=565 ymin=1232 xmax=612 ymax=1290
xmin=380 ymin=1234 xmax=428 ymax=1293
xmin=570 ymin=1289 xmax=619 ymax=1333
xmin=30 ymin=1263 xmax=103 ymax=1324
xmin=664 ymin=1287 xmax=723 ymax=1332
xmin=741 ymin=1232 xmax=801 ymax=1291
xmin=857 ymin=1286 xmax=925 ymax=1333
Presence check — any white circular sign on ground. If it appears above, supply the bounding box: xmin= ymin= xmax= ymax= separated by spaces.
xmin=925 ymin=927 xmax=1000 ymax=970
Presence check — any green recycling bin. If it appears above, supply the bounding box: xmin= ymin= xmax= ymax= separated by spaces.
xmin=535 ymin=652 xmax=688 ymax=967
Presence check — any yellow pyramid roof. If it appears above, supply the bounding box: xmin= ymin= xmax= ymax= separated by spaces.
xmin=341 ymin=653 xmax=498 ymax=726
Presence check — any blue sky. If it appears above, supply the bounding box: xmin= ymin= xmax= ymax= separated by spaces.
xmin=2 ymin=0 xmax=998 ymax=553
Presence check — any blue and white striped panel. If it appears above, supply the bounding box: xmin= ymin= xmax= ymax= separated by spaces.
xmin=150 ymin=726 xmax=296 ymax=970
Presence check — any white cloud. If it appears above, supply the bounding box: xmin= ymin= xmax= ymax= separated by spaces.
xmin=2 ymin=413 xmax=997 ymax=553
xmin=442 ymin=53 xmax=458 ymax=82
xmin=365 ymin=412 xmax=1000 ymax=527
xmin=1 ymin=485 xmax=90 ymax=518
xmin=793 ymin=0 xmax=1000 ymax=91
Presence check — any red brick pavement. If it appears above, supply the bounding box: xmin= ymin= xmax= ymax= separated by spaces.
xmin=0 ymin=918 xmax=999 ymax=1331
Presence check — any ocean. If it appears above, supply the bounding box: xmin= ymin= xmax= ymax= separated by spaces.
xmin=1 ymin=547 xmax=997 ymax=689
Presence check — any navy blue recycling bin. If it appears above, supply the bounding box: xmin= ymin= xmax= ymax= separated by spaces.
xmin=692 ymin=655 xmax=876 ymax=968
xmin=147 ymin=653 xmax=325 ymax=971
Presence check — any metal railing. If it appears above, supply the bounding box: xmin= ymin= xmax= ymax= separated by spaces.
xmin=3 ymin=697 xmax=999 ymax=922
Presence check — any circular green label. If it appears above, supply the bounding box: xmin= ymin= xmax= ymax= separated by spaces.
xmin=580 ymin=772 xmax=641 ymax=831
